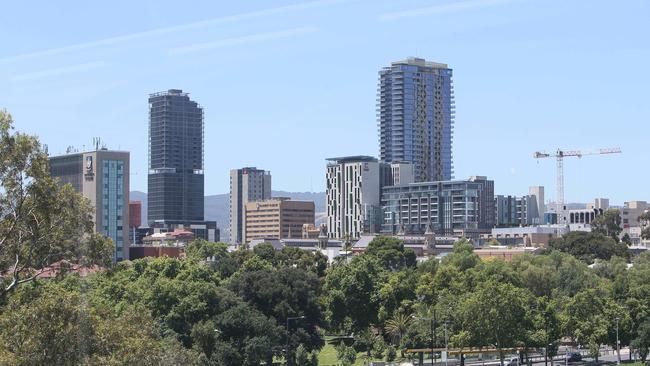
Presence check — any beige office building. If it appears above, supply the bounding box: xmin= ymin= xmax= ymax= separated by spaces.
xmin=49 ymin=148 xmax=130 ymax=261
xmin=244 ymin=198 xmax=315 ymax=243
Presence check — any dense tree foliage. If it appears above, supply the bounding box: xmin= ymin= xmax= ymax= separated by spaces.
xmin=549 ymin=231 xmax=628 ymax=264
xmin=0 ymin=110 xmax=113 ymax=297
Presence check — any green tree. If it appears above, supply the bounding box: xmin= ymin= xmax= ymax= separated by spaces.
xmin=335 ymin=344 xmax=356 ymax=366
xmin=458 ymin=280 xmax=532 ymax=366
xmin=365 ymin=236 xmax=417 ymax=271
xmin=323 ymin=255 xmax=387 ymax=333
xmin=549 ymin=231 xmax=628 ymax=264
xmin=377 ymin=269 xmax=417 ymax=322
xmin=385 ymin=345 xmax=397 ymax=362
xmin=384 ymin=313 xmax=412 ymax=346
xmin=631 ymin=318 xmax=650 ymax=361
xmin=443 ymin=238 xmax=480 ymax=271
xmin=591 ymin=209 xmax=623 ymax=241
xmin=295 ymin=344 xmax=310 ymax=366
xmin=185 ymin=239 xmax=238 ymax=277
xmin=563 ymin=287 xmax=613 ymax=361
xmin=639 ymin=212 xmax=650 ymax=240
xmin=355 ymin=327 xmax=382 ymax=358
xmin=0 ymin=110 xmax=113 ymax=297
xmin=228 ymin=267 xmax=325 ymax=355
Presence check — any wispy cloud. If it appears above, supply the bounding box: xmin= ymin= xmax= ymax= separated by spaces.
xmin=10 ymin=61 xmax=109 ymax=82
xmin=378 ymin=0 xmax=519 ymax=21
xmin=169 ymin=27 xmax=319 ymax=55
xmin=0 ymin=0 xmax=350 ymax=64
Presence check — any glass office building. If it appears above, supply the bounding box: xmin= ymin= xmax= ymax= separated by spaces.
xmin=378 ymin=57 xmax=454 ymax=182
xmin=381 ymin=176 xmax=494 ymax=236
xmin=101 ymin=159 xmax=125 ymax=261
xmin=148 ymin=89 xmax=204 ymax=223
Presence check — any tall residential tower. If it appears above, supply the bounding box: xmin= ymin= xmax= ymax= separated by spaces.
xmin=147 ymin=89 xmax=218 ymax=242
xmin=378 ymin=57 xmax=454 ymax=182
xmin=148 ymin=89 xmax=204 ymax=223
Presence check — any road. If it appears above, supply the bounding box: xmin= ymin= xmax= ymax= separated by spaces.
xmin=404 ymin=348 xmax=634 ymax=366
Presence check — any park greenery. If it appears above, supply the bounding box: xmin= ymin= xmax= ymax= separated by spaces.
xmin=1 ymin=110 xmax=650 ymax=366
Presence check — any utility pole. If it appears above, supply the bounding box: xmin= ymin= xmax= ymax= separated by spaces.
xmin=444 ymin=321 xmax=449 ymax=366
xmin=616 ymin=317 xmax=621 ymax=366
xmin=286 ymin=316 xmax=305 ymax=366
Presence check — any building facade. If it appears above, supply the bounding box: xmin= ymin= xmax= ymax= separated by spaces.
xmin=380 ymin=176 xmax=495 ymax=237
xmin=229 ymin=167 xmax=272 ymax=244
xmin=378 ymin=57 xmax=454 ymax=182
xmin=622 ymin=201 xmax=648 ymax=229
xmin=148 ymin=89 xmax=204 ymax=224
xmin=326 ymin=156 xmax=383 ymax=240
xmin=244 ymin=198 xmax=315 ymax=243
xmin=529 ymin=186 xmax=545 ymax=216
xmin=50 ymin=149 xmax=130 ymax=261
xmin=495 ymin=195 xmax=539 ymax=226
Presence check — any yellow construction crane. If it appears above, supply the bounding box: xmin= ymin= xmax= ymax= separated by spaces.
xmin=533 ymin=148 xmax=622 ymax=211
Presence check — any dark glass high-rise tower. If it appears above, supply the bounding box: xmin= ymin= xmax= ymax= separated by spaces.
xmin=148 ymin=89 xmax=204 ymax=224
xmin=378 ymin=57 xmax=454 ymax=182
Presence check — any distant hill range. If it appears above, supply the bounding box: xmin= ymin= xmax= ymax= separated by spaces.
xmin=130 ymin=191 xmax=326 ymax=240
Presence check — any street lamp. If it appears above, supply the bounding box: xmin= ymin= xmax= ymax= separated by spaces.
xmin=615 ymin=317 xmax=620 ymax=366
xmin=286 ymin=316 xmax=305 ymax=366
xmin=444 ymin=321 xmax=449 ymax=366
xmin=413 ymin=313 xmax=437 ymax=366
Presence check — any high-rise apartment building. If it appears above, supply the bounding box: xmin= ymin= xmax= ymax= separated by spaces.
xmin=49 ymin=149 xmax=130 ymax=261
xmin=378 ymin=57 xmax=454 ymax=182
xmin=325 ymin=157 xmax=414 ymax=240
xmin=148 ymin=89 xmax=204 ymax=224
xmin=229 ymin=167 xmax=272 ymax=244
xmin=381 ymin=176 xmax=495 ymax=237
xmin=244 ymin=198 xmax=315 ymax=243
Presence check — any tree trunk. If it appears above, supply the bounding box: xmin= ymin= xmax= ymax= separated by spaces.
xmin=499 ymin=349 xmax=505 ymax=366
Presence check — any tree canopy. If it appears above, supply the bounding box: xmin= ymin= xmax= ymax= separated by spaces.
xmin=0 ymin=110 xmax=113 ymax=298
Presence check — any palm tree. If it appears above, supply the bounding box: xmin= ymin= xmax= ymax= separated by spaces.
xmin=384 ymin=313 xmax=412 ymax=346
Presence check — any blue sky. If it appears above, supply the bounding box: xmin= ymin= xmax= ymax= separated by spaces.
xmin=1 ymin=0 xmax=648 ymax=205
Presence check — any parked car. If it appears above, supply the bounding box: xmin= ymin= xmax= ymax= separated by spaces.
xmin=567 ymin=352 xmax=582 ymax=362
xmin=506 ymin=357 xmax=520 ymax=366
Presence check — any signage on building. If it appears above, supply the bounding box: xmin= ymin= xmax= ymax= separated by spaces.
xmin=84 ymin=156 xmax=95 ymax=181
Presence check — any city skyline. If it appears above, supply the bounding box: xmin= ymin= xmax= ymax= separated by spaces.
xmin=1 ymin=0 xmax=648 ymax=205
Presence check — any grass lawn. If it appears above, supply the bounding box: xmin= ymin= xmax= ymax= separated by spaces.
xmin=318 ymin=337 xmax=407 ymax=366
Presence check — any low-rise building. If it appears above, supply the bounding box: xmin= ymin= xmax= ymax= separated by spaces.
xmin=474 ymin=246 xmax=541 ymax=262
xmin=302 ymin=224 xmax=321 ymax=239
xmin=150 ymin=220 xmax=219 ymax=243
xmin=129 ymin=229 xmax=194 ymax=260
xmin=622 ymin=201 xmax=648 ymax=229
xmin=495 ymin=195 xmax=540 ymax=226
xmin=248 ymin=226 xmax=344 ymax=263
xmin=480 ymin=226 xmax=568 ymax=247
xmin=244 ymin=198 xmax=315 ymax=243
